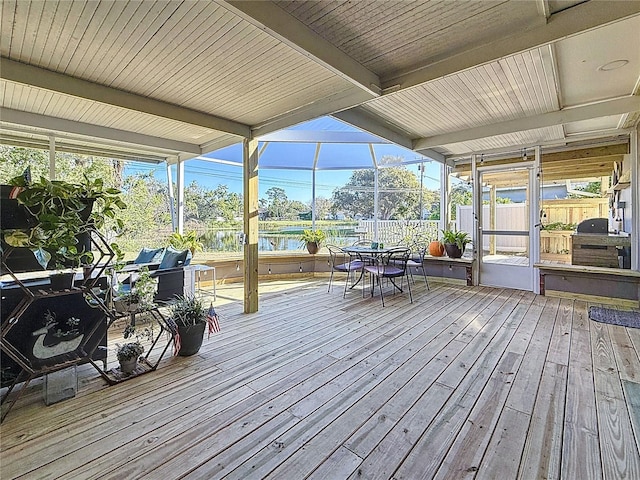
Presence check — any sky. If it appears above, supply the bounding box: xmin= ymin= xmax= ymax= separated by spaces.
xmin=127 ymin=156 xmax=441 ymax=204
xmin=125 ymin=116 xmax=442 ymax=204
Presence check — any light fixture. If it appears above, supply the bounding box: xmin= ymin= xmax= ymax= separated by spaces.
xmin=522 ymin=148 xmax=527 ymax=161
xmin=268 ymin=265 xmax=271 ymax=274
xmin=299 ymin=263 xmax=303 ymax=273
xmin=597 ymin=59 xmax=629 ymax=72
xmin=236 ymin=261 xmax=240 ymax=271
xmin=480 ymin=154 xmax=484 ymax=164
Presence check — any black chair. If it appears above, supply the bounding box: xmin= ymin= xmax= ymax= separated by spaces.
xmin=406 ymin=245 xmax=429 ymax=291
xmin=351 ymin=238 xmax=377 ymax=265
xmin=364 ymin=247 xmax=412 ymax=306
xmin=327 ymin=245 xmax=364 ymax=297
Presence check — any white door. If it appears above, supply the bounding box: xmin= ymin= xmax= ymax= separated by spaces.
xmin=477 ymin=164 xmax=534 ymax=290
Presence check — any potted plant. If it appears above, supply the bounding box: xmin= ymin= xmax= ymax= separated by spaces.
xmin=1 ymin=174 xmax=126 ymax=273
xmin=300 ymin=229 xmax=326 ymax=254
xmin=168 ymin=230 xmax=203 ymax=257
xmin=441 ymin=229 xmax=470 ymax=258
xmin=169 ymin=294 xmax=209 ymax=356
xmin=115 ymin=341 xmax=144 ymax=374
xmin=112 ymin=266 xmax=158 ymax=313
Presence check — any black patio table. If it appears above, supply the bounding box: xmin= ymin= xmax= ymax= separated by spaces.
xmin=342 ymin=245 xmax=394 ymax=293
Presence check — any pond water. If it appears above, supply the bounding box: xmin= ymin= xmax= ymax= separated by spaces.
xmin=200 ymin=228 xmax=360 ymax=252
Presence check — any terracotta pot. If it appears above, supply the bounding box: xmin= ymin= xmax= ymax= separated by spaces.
xmin=306 ymin=241 xmax=320 ymax=254
xmin=428 ymin=241 xmax=445 ymax=257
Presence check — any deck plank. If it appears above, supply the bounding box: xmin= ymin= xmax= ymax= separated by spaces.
xmin=591 ymin=320 xmax=640 ymax=479
xmin=562 ymin=301 xmax=603 ymax=479
xmin=1 ymin=280 xmax=640 ymax=480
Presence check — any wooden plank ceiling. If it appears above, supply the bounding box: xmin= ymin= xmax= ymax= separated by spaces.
xmin=0 ymin=0 xmax=639 ymax=163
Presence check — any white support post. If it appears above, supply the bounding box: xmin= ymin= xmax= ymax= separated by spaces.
xmin=471 ymin=154 xmax=479 ymax=285
xmin=631 ymin=128 xmax=639 ymax=271
xmin=532 ymin=145 xmax=542 ymax=293
xmin=440 ymin=163 xmax=448 ymax=233
xmin=166 ymin=163 xmax=176 ymax=231
xmin=49 ymin=136 xmax=56 ymax=180
xmin=176 ymin=160 xmax=184 ymax=234
xmin=312 ymin=143 xmax=321 ymax=229
xmin=369 ymin=144 xmax=379 ymax=241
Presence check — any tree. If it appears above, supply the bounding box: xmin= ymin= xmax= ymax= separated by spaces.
xmin=331 ymin=164 xmax=427 ymax=220
xmin=0 ymin=146 xmax=48 ymax=181
xmin=312 ymin=197 xmax=333 ymax=220
xmin=261 ymin=187 xmax=289 ymax=219
xmin=119 ymin=173 xmax=171 ymax=240
xmin=448 ymin=182 xmax=472 ymax=221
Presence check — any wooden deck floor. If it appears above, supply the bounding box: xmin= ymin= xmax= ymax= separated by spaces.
xmin=2 ymin=278 xmax=640 ymax=479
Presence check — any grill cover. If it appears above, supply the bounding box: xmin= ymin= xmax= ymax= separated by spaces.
xmin=576 ymin=218 xmax=608 ymax=234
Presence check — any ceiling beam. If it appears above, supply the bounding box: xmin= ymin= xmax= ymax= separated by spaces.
xmin=414 ymin=96 xmax=640 ymax=150
xmin=1 ymin=108 xmax=201 ymax=155
xmin=384 ymin=1 xmax=640 ymax=91
xmin=0 ymin=57 xmax=251 ymax=138
xmin=332 ymin=108 xmax=445 ymax=164
xmin=224 ymin=1 xmax=381 ymax=97
xmin=251 ymin=86 xmax=374 ymax=138
xmin=0 ymin=133 xmax=165 ymax=163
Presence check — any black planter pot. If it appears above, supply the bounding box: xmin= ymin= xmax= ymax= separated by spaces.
xmin=444 ymin=243 xmax=465 ymax=259
xmin=177 ymin=322 xmax=206 ymax=356
xmin=0 ymin=185 xmax=35 ymax=229
xmin=49 ymin=272 xmax=75 ymax=291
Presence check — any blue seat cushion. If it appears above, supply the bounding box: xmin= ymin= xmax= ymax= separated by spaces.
xmin=158 ymin=247 xmax=190 ymax=270
xmin=134 ymin=247 xmax=164 ymax=264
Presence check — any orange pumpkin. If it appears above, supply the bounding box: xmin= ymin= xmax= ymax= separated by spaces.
xmin=428 ymin=241 xmax=445 ymax=257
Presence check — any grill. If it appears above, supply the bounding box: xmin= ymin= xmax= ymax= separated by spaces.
xmin=571 ymin=217 xmax=630 ymax=268
xmin=575 ymin=218 xmax=608 ymax=234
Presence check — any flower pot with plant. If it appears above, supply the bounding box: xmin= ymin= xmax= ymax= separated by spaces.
xmin=112 ymin=266 xmax=158 ymax=313
xmin=441 ymin=229 xmax=470 ymax=259
xmin=116 ymin=341 xmax=144 ymax=374
xmin=169 ymin=294 xmax=208 ymax=356
xmin=1 ymin=174 xmax=125 ymax=279
xmin=299 ymin=229 xmax=326 ymax=254
xmin=168 ymin=230 xmax=203 ymax=257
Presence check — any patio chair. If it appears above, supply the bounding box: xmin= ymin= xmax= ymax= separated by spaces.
xmin=351 ymin=238 xmax=377 ymax=265
xmin=364 ymin=247 xmax=413 ymax=307
xmin=327 ymin=245 xmax=365 ymax=297
xmin=406 ymin=245 xmax=429 ymax=291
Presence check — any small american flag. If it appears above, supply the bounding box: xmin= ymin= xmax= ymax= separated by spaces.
xmin=206 ymin=303 xmax=220 ymax=336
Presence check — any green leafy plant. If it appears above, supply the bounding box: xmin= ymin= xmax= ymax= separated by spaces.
xmin=2 ymin=175 xmax=126 ymax=269
xmin=544 ymin=222 xmax=577 ymax=231
xmin=299 ymin=229 xmax=326 ymax=244
xmin=115 ymin=341 xmax=144 ymax=362
xmin=169 ymin=294 xmax=207 ymax=328
xmin=168 ymin=230 xmax=203 ymax=256
xmin=441 ymin=229 xmax=470 ymax=250
xmin=113 ymin=266 xmax=158 ymax=312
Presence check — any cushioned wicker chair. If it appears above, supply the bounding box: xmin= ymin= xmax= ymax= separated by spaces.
xmin=327 ymin=245 xmax=365 ymax=297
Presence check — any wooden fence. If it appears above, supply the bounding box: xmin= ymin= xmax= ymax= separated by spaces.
xmin=458 ymin=198 xmax=608 ymax=253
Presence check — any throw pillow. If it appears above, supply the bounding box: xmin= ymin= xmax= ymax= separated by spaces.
xmin=134 ymin=247 xmax=164 ymax=264
xmin=158 ymin=247 xmax=189 ymax=270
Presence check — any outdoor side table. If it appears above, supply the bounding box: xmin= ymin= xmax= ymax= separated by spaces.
xmin=191 ymin=264 xmax=216 ymax=301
